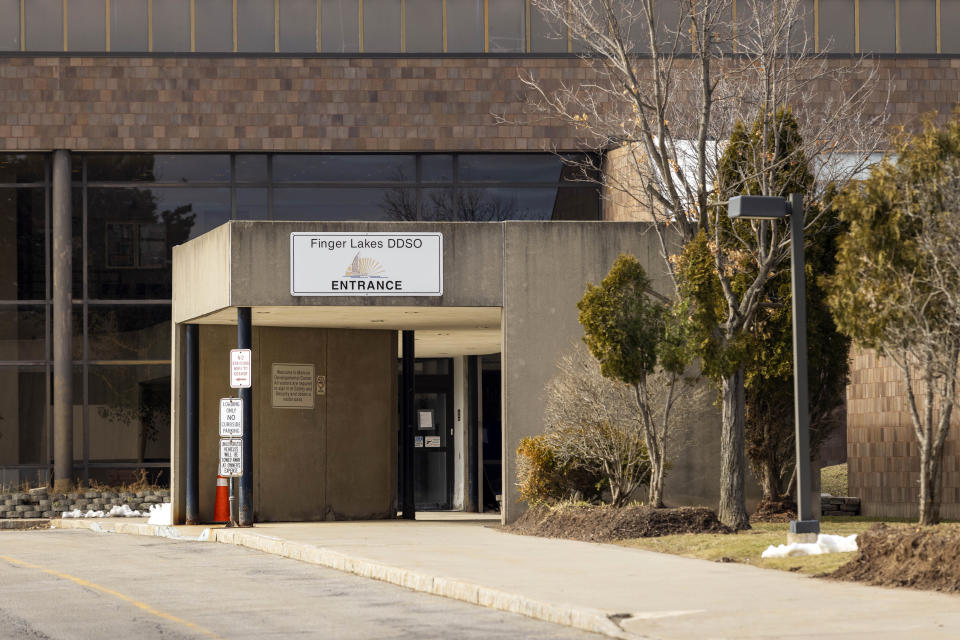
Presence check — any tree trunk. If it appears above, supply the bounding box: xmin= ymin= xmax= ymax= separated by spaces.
xmin=719 ymin=368 xmax=751 ymax=529
xmin=918 ymin=441 xmax=940 ymax=526
xmin=760 ymin=455 xmax=780 ymax=503
xmin=649 ymin=453 xmax=665 ymax=508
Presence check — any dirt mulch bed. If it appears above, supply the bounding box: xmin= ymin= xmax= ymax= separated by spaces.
xmin=829 ymin=523 xmax=960 ymax=593
xmin=750 ymin=497 xmax=797 ymax=523
xmin=505 ymin=503 xmax=731 ymax=542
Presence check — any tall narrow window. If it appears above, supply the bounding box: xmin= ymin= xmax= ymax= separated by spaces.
xmin=488 ymin=0 xmax=523 ymax=52
xmin=237 ymin=0 xmax=275 ymax=51
xmin=152 ymin=0 xmax=190 ymax=51
xmin=818 ymin=0 xmax=856 ymax=52
xmin=943 ymin=0 xmax=960 ymax=53
xmin=321 ymin=0 xmax=360 ymax=52
xmin=25 ymin=0 xmax=64 ymax=50
xmin=363 ymin=0 xmax=401 ymax=52
xmin=530 ymin=2 xmax=566 ymax=52
xmin=110 ymin=0 xmax=149 ymax=51
xmin=858 ymin=0 xmax=895 ymax=53
xmin=195 ymin=0 xmax=234 ymax=51
xmin=278 ymin=0 xmax=317 ymax=51
xmin=68 ymin=0 xmax=107 ymax=51
xmin=0 ymin=0 xmax=20 ymax=51
xmin=901 ymin=0 xmax=937 ymax=53
xmin=404 ymin=0 xmax=443 ymax=52
xmin=446 ymin=0 xmax=483 ymax=52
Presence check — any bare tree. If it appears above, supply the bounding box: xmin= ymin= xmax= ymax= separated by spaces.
xmin=543 ymin=345 xmax=650 ymax=506
xmin=518 ymin=0 xmax=887 ymax=528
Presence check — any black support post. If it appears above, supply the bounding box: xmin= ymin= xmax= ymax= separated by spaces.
xmin=466 ymin=355 xmax=478 ymax=512
xmin=185 ymin=324 xmax=199 ymax=525
xmin=238 ymin=307 xmax=254 ymax=527
xmin=401 ymin=331 xmax=416 ymax=520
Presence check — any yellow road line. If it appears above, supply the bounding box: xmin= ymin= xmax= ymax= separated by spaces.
xmin=0 ymin=555 xmax=222 ymax=639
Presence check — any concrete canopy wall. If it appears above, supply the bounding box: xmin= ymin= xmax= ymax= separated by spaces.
xmin=172 ymin=220 xmax=733 ymax=524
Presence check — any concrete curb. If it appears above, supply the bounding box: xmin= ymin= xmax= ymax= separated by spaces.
xmin=0 ymin=518 xmax=50 ymax=530
xmin=49 ymin=518 xmax=638 ymax=639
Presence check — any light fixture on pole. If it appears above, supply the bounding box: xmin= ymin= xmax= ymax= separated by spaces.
xmin=727 ymin=194 xmax=820 ymax=540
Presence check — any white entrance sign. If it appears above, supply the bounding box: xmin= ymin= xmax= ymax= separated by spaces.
xmin=230 ymin=349 xmax=252 ymax=388
xmin=219 ymin=398 xmax=243 ymax=437
xmin=272 ymin=363 xmax=315 ymax=409
xmin=219 ymin=438 xmax=243 ymax=477
xmin=290 ymin=232 xmax=443 ymax=296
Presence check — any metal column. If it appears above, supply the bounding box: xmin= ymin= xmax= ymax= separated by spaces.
xmin=788 ymin=193 xmax=819 ymax=535
xmin=52 ymin=150 xmax=72 ymax=491
xmin=238 ymin=307 xmax=254 ymax=526
xmin=185 ymin=324 xmax=199 ymax=525
xmin=400 ymin=331 xmax=416 ymax=519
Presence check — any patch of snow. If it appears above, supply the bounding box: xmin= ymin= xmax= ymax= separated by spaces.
xmin=61 ymin=504 xmax=145 ymax=518
xmin=761 ymin=533 xmax=858 ymax=558
xmin=198 ymin=528 xmax=211 ymax=542
xmin=147 ymin=502 xmax=173 ymax=526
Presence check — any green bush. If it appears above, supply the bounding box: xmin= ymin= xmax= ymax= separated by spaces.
xmin=515 ymin=435 xmax=605 ymax=505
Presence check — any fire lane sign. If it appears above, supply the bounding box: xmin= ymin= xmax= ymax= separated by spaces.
xmin=230 ymin=349 xmax=252 ymax=388
xmin=219 ymin=438 xmax=243 ymax=477
xmin=219 ymin=398 xmax=242 ymax=437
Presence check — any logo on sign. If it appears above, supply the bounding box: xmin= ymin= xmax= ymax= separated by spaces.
xmin=344 ymin=253 xmax=386 ymax=278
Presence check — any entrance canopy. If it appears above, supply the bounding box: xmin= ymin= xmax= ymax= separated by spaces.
xmin=169 ymin=219 xmax=664 ymax=525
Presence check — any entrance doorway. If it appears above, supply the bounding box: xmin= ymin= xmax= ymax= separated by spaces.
xmin=412 ymin=358 xmax=454 ymax=510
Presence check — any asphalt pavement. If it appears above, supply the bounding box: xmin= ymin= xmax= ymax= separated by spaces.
xmin=0 ymin=528 xmax=597 ymax=640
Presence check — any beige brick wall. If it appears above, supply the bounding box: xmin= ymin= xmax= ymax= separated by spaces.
xmin=0 ymin=56 xmax=958 ymax=153
xmin=847 ymin=348 xmax=960 ymax=520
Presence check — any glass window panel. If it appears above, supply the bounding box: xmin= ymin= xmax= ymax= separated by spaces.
xmin=488 ymin=0 xmax=523 ymax=52
xmin=110 ymin=0 xmax=149 ymax=51
xmin=68 ymin=0 xmax=107 ymax=51
xmin=279 ymin=0 xmax=317 ymax=51
xmin=321 ymin=0 xmax=359 ymax=52
xmin=0 ymin=366 xmax=48 ymax=465
xmin=458 ymin=154 xmax=562 ymax=182
xmin=944 ymin=0 xmax=960 ymax=53
xmin=655 ymin=0 xmax=688 ymax=51
xmin=152 ymin=0 xmax=190 ymax=51
xmin=420 ymin=187 xmax=558 ymax=221
xmin=530 ymin=2 xmax=566 ymax=52
xmin=196 ymin=0 xmax=234 ymax=51
xmin=0 ymin=0 xmax=20 ymax=51
xmin=235 ymin=187 xmax=269 ymax=219
xmin=87 ymin=187 xmax=230 ymax=299
xmin=362 ymin=0 xmax=401 ymax=52
xmin=0 ymin=154 xmax=46 ymax=184
xmin=0 ymin=306 xmax=46 ymax=361
xmin=382 ymin=185 xmax=425 ymax=220
xmin=404 ymin=0 xmax=442 ymax=52
xmin=273 ymin=155 xmax=415 ymax=182
xmin=552 ymin=185 xmax=600 ymax=220
xmin=87 ymin=154 xmax=230 ymax=182
xmin=446 ymin=0 xmax=483 ymax=52
xmin=421 ymin=155 xmax=453 ymax=182
xmin=87 ymin=305 xmax=170 ymax=360
xmin=25 ymin=0 xmax=63 ymax=50
xmin=235 ymin=155 xmax=268 ymax=182
xmin=859 ymin=0 xmax=894 ymax=53
xmin=0 ymin=189 xmax=46 ymax=301
xmin=88 ymin=364 xmax=171 ymax=463
xmin=819 ymin=0 xmax=855 ymax=52
xmin=901 ymin=0 xmax=937 ymax=53
xmin=238 ymin=0 xmax=275 ymax=51
xmin=273 ymin=188 xmax=393 ymax=220
xmin=790 ymin=0 xmax=816 ymax=51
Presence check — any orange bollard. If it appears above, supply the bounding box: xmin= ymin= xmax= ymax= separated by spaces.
xmin=214 ymin=475 xmax=230 ymax=523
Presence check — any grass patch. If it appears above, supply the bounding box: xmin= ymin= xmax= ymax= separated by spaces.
xmin=821 ymin=464 xmax=849 ymax=496
xmin=616 ymin=517 xmax=912 ymax=575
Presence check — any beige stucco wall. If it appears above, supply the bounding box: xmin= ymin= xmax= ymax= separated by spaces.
xmin=195 ymin=324 xmax=395 ymax=523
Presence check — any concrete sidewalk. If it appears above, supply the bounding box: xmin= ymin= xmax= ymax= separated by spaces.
xmin=51 ymin=514 xmax=960 ymax=640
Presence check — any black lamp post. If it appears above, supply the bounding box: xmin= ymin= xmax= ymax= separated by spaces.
xmin=728 ymin=193 xmax=820 ymax=538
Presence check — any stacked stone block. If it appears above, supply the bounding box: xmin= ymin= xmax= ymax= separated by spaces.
xmin=821 ymin=496 xmax=861 ymax=517
xmin=0 ymin=487 xmax=170 ymax=519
